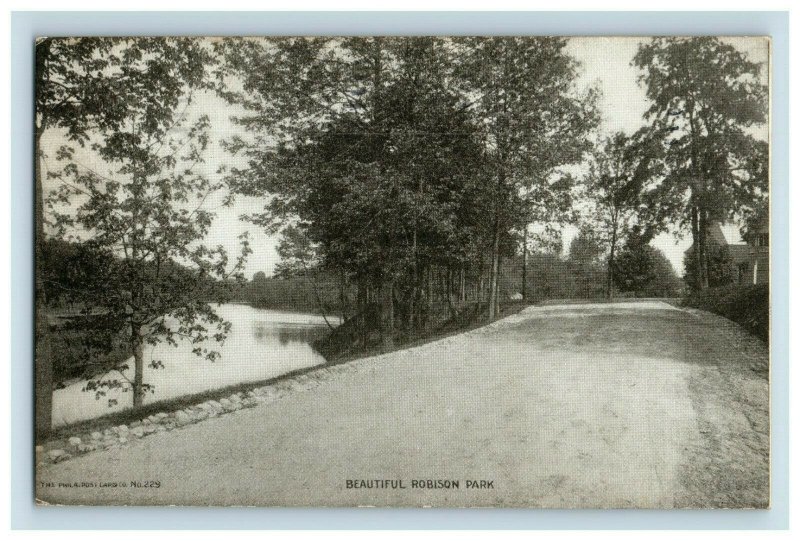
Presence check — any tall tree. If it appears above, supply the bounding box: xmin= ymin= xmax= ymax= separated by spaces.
xmin=453 ymin=37 xmax=598 ymax=318
xmin=568 ymin=227 xmax=604 ymax=267
xmin=35 ymin=38 xmax=209 ymax=436
xmin=35 ymin=38 xmax=114 ymax=439
xmin=218 ymin=37 xmax=486 ymax=345
xmin=566 ymin=227 xmax=606 ymax=299
xmin=42 ymin=38 xmax=249 ymax=409
xmin=633 ymin=37 xmax=768 ymax=290
xmin=583 ymin=131 xmax=666 ymax=298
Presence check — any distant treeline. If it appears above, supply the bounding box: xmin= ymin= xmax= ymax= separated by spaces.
xmin=41 ymin=238 xmax=225 ymax=384
xmin=232 ymin=231 xmax=685 ymax=320
xmin=227 ymin=272 xmax=347 ymax=318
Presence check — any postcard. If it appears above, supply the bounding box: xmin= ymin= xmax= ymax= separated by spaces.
xmin=33 ymin=36 xmax=770 ymax=508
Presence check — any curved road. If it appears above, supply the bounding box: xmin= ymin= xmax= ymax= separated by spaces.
xmin=37 ymin=301 xmax=769 ymax=508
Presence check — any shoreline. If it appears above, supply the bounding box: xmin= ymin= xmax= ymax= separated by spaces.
xmin=225 ymin=300 xmax=343 ymax=321
xmin=50 ymin=303 xmax=340 ymax=399
xmin=42 ymin=301 xmax=529 ymax=443
xmin=44 ymin=297 xmax=699 ymax=443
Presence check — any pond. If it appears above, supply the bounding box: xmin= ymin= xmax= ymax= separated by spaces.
xmin=51 ymin=304 xmax=340 ymax=427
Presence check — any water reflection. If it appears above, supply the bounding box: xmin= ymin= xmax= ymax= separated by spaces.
xmin=253 ymin=322 xmax=330 ymax=346
xmin=51 ymin=304 xmax=339 ymax=427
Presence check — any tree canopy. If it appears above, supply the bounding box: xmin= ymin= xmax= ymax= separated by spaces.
xmin=217 ymin=37 xmax=598 ymax=339
xmin=633 ymin=37 xmax=768 ymax=290
xmin=42 ymin=37 xmax=249 ymax=409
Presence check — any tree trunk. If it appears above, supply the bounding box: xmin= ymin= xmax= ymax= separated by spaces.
xmin=495 ymin=256 xmax=502 ymax=315
xmin=303 ymin=264 xmax=334 ymax=330
xmin=459 ymin=267 xmax=466 ymax=303
xmin=427 ymin=267 xmax=434 ymax=308
xmin=131 ymin=322 xmax=145 ymax=408
xmin=408 ymin=283 xmax=415 ymax=332
xmin=607 ymin=230 xmax=617 ymax=300
xmin=488 ymin=216 xmax=501 ymax=321
xmin=380 ymin=280 xmax=394 ymax=350
xmin=691 ymin=204 xmax=703 ymax=291
xmin=338 ymin=270 xmax=348 ymax=322
xmin=521 ymin=223 xmax=528 ymax=300
xmin=34 ymin=126 xmax=53 ymax=441
xmin=446 ymin=268 xmax=457 ymax=318
xmin=357 ymin=280 xmax=367 ymax=349
xmin=688 ymin=112 xmax=709 ymax=291
xmin=699 ymin=209 xmax=710 ymax=289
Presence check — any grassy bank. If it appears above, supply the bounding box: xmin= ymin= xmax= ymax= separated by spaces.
xmin=318 ymin=300 xmax=531 ymax=365
xmin=682 ymin=284 xmax=769 ymax=343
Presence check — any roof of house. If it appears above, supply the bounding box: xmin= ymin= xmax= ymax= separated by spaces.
xmin=707 ymin=223 xmax=729 ymax=246
xmin=683 ymin=222 xmax=749 ymax=257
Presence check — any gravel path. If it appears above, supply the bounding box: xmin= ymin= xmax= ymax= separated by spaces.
xmin=36 ymin=301 xmax=769 ymax=508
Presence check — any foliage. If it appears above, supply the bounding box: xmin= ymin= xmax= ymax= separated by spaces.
xmin=683 ymin=243 xmax=736 ymax=290
xmin=581 ymin=131 xmax=670 ymax=296
xmin=217 ymin=37 xmax=597 ymax=336
xmin=500 ymin=251 xmax=606 ymax=301
xmin=43 ymin=38 xmax=249 ymax=408
xmin=219 ymin=37 xmax=481 ymax=342
xmin=231 ymin=274 xmax=348 ymax=316
xmin=36 ymin=38 xmax=210 ymax=140
xmin=454 ymin=36 xmax=599 ymax=316
xmin=565 ymin=232 xmax=608 ymax=299
xmin=612 ymin=241 xmax=683 ymax=297
xmin=683 ymin=284 xmax=769 ymax=343
xmin=633 ymin=37 xmax=768 ymax=289
xmin=567 ymin=228 xmax=604 ymax=267
xmin=741 ymin=198 xmax=769 ymax=245
xmin=47 ymin=314 xmax=132 ymax=385
xmin=35 ymin=37 xmax=772 ymax=422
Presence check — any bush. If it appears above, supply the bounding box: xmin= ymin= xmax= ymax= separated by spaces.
xmin=613 ymin=243 xmax=684 ymax=297
xmin=683 ymin=243 xmax=736 ymax=290
xmin=683 ymin=284 xmax=769 ymax=343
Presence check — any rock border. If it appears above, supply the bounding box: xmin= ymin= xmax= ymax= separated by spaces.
xmin=36 ymin=362 xmax=361 ymax=467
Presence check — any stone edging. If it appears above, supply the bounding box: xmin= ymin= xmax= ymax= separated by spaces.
xmin=36 ymin=361 xmax=363 ymax=467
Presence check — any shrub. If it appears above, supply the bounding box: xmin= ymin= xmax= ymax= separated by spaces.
xmin=613 ymin=243 xmax=683 ymax=297
xmin=683 ymin=284 xmax=769 ymax=343
xmin=683 ymin=243 xmax=737 ymax=290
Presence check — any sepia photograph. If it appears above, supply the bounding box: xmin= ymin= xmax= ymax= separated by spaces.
xmin=32 ymin=35 xmax=770 ymax=508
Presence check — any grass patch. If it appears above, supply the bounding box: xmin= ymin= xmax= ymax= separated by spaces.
xmin=45 ymin=362 xmax=330 ymax=442
xmin=682 ymin=284 xmax=769 ymax=343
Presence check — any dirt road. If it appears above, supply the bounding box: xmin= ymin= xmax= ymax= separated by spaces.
xmin=36 ymin=301 xmax=769 ymax=508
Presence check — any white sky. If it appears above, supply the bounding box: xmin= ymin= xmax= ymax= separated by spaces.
xmin=42 ymin=36 xmax=769 ymax=278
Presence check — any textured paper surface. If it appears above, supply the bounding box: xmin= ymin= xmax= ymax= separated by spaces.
xmin=33 ymin=36 xmax=770 ymax=508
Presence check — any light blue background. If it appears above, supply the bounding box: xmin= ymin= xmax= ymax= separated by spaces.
xmin=10 ymin=11 xmax=790 ymax=530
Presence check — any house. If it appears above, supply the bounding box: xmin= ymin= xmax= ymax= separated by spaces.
xmin=685 ymin=221 xmax=769 ymax=286
xmin=744 ymin=219 xmax=769 ymax=285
